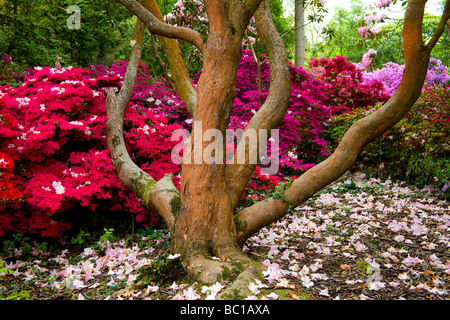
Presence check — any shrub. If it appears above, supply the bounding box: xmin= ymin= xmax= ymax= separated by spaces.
xmin=323 ymin=85 xmax=450 ymax=195
xmin=362 ymin=58 xmax=450 ymax=96
xmin=0 ymin=65 xmax=182 ymax=239
xmin=308 ymin=55 xmax=390 ymax=109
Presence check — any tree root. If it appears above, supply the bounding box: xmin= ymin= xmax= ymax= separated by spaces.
xmin=184 ymin=253 xmax=266 ymax=300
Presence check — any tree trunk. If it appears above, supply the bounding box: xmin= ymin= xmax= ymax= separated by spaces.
xmin=295 ymin=0 xmax=306 ymax=68
xmin=172 ymin=17 xmax=252 ymax=282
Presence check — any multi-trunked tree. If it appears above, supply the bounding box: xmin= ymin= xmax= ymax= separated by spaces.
xmin=106 ymin=0 xmax=450 ymax=296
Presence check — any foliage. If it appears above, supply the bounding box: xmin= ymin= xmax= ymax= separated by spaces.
xmin=323 ymin=85 xmax=450 ymax=196
xmin=0 ymin=0 xmax=139 ymax=68
xmin=0 ymin=65 xmax=182 ymax=239
xmin=310 ymin=2 xmax=369 ymax=62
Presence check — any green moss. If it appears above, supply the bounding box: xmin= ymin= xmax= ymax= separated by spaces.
xmin=115 ymin=161 xmax=124 ymax=176
xmin=170 ymin=196 xmax=181 ymax=218
xmin=135 ymin=257 xmax=186 ymax=288
xmin=234 ymin=214 xmax=247 ymax=233
xmin=220 ymin=288 xmax=246 ymax=300
xmin=219 ymin=261 xmax=245 ymax=282
xmin=112 ymin=134 xmax=121 ymax=149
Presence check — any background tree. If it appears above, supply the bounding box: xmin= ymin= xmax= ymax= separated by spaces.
xmin=106 ymin=0 xmax=449 ymax=297
xmin=294 ymin=0 xmax=327 ymax=67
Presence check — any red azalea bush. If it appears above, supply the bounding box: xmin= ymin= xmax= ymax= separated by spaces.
xmin=0 ymin=152 xmax=22 ymax=211
xmin=308 ymin=55 xmax=390 ymax=110
xmin=0 ymin=66 xmax=182 ymax=238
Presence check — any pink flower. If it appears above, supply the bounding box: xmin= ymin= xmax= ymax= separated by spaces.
xmin=182 ymin=287 xmax=201 ymax=300
xmin=376 ymin=0 xmax=392 ymax=8
xmin=262 ymin=262 xmax=284 ymax=283
xmin=361 ymin=49 xmax=377 ymax=71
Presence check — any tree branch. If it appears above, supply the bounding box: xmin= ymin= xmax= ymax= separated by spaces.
xmin=140 ymin=0 xmax=197 ymax=115
xmin=115 ymin=0 xmax=204 ymax=54
xmin=224 ymin=0 xmax=291 ymax=210
xmin=105 ymin=19 xmax=178 ymax=234
xmin=235 ymin=0 xmax=438 ymax=246
xmin=106 ymin=20 xmax=155 ymax=200
xmin=426 ymin=0 xmax=450 ymax=50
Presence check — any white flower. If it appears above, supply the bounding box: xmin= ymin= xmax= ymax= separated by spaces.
xmin=130 ymin=40 xmax=137 ymax=47
xmin=248 ymin=282 xmax=261 ymax=294
xmin=301 ymin=276 xmax=314 ymax=288
xmin=52 ymin=181 xmax=65 ymax=195
xmin=145 ymin=285 xmax=159 ymax=294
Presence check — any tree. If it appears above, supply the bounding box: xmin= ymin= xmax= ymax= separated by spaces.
xmin=107 ymin=0 xmax=450 ymax=297
xmin=294 ymin=1 xmax=327 ymax=67
xmin=295 ymin=0 xmax=306 ymax=67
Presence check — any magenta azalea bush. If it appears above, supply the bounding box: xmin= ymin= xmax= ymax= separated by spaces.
xmin=0 ymin=66 xmax=182 ymax=238
xmin=229 ymin=53 xmax=390 ymax=169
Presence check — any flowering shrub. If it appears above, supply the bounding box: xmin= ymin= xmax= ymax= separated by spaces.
xmin=323 ymin=85 xmax=450 ymax=195
xmin=0 ymin=152 xmax=23 ymax=212
xmin=0 ymin=66 xmax=182 ymax=238
xmin=362 ymin=58 xmax=450 ymax=95
xmin=308 ymin=55 xmax=389 ymax=110
xmin=88 ymin=61 xmax=190 ymax=126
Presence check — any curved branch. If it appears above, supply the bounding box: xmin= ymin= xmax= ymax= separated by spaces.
xmin=115 ymin=0 xmax=204 ymax=54
xmin=107 ymin=20 xmax=152 ymax=197
xmin=426 ymin=0 xmax=450 ymax=50
xmin=236 ymin=0 xmax=442 ymax=245
xmin=224 ymin=0 xmax=291 ymax=210
xmin=140 ymin=0 xmax=197 ymax=115
xmin=105 ymin=20 xmax=178 ymax=233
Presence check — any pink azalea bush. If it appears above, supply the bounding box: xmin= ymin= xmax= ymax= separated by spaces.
xmin=362 ymin=58 xmax=450 ymax=95
xmin=0 ymin=66 xmax=183 ymax=238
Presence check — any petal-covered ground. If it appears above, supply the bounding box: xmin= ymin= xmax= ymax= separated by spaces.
xmin=0 ymin=173 xmax=448 ymax=300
